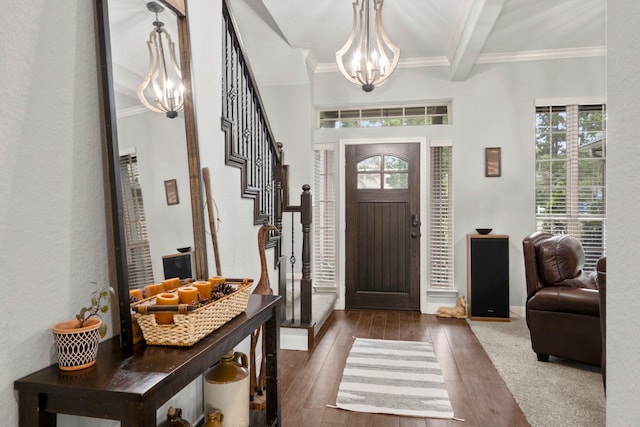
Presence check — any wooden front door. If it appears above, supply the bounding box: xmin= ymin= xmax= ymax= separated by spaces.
xmin=345 ymin=143 xmax=421 ymax=310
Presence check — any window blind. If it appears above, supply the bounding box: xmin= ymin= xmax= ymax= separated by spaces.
xmin=313 ymin=149 xmax=336 ymax=286
xmin=429 ymin=144 xmax=454 ymax=288
xmin=119 ymin=154 xmax=154 ymax=290
xmin=535 ymin=104 xmax=606 ymax=269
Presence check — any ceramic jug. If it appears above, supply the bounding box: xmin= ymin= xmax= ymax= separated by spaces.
xmin=204 ymin=351 xmax=249 ymax=427
xmin=202 ymin=409 xmax=224 ymax=427
xmin=158 ymin=407 xmax=191 ymax=427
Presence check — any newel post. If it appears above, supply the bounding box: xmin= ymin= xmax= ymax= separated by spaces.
xmin=300 ymin=184 xmax=312 ymax=325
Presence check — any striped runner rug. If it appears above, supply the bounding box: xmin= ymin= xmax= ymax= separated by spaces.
xmin=335 ymin=338 xmax=454 ymax=419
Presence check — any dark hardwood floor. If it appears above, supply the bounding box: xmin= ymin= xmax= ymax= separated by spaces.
xmin=279 ymin=310 xmax=530 ymax=427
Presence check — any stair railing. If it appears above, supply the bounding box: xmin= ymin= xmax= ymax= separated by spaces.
xmin=221 ymin=0 xmax=312 ymax=328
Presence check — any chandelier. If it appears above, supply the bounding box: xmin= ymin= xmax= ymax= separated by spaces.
xmin=336 ymin=0 xmax=400 ymax=92
xmin=137 ymin=1 xmax=184 ymax=119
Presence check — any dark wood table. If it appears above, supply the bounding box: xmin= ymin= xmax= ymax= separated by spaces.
xmin=15 ymin=295 xmax=281 ymax=427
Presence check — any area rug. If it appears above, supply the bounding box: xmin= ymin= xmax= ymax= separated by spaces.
xmin=335 ymin=338 xmax=454 ymax=419
xmin=469 ymin=316 xmax=605 ymax=426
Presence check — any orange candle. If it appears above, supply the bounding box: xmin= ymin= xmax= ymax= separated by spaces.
xmin=144 ymin=283 xmax=164 ymax=299
xmin=163 ymin=277 xmax=181 ymax=291
xmin=129 ymin=288 xmax=143 ymax=303
xmin=193 ymin=280 xmax=212 ymax=301
xmin=178 ymin=286 xmax=200 ymax=304
xmin=209 ymin=276 xmax=225 ymax=290
xmin=155 ymin=293 xmax=179 ymax=324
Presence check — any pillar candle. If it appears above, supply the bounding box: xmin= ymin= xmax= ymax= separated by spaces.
xmin=144 ymin=283 xmax=164 ymax=299
xmin=129 ymin=288 xmax=143 ymax=303
xmin=155 ymin=293 xmax=179 ymax=325
xmin=209 ymin=276 xmax=225 ymax=290
xmin=193 ymin=280 xmax=213 ymax=301
xmin=163 ymin=277 xmax=181 ymax=291
xmin=178 ymin=286 xmax=200 ymax=305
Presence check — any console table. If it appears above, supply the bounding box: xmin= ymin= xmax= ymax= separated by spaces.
xmin=15 ymin=295 xmax=282 ymax=427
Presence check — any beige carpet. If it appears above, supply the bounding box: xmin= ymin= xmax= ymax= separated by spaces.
xmin=468 ymin=316 xmax=605 ymax=427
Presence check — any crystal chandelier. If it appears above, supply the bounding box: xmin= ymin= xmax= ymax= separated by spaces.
xmin=137 ymin=1 xmax=184 ymax=119
xmin=336 ymin=0 xmax=400 ymax=92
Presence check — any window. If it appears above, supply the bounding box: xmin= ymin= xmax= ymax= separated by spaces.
xmin=429 ymin=143 xmax=454 ymax=288
xmin=120 ymin=154 xmax=154 ymax=290
xmin=356 ymin=155 xmax=409 ymax=189
xmin=313 ymin=148 xmax=336 ymax=286
xmin=535 ymin=104 xmax=606 ymax=269
xmin=319 ymin=104 xmax=449 ymax=129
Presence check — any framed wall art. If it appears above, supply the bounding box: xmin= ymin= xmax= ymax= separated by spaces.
xmin=164 ymin=179 xmax=179 ymax=205
xmin=485 ymin=147 xmax=501 ymax=177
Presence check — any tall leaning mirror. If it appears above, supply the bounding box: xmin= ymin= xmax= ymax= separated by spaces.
xmin=95 ymin=0 xmax=206 ymax=349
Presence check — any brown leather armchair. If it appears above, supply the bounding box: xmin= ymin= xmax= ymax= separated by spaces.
xmin=522 ymin=231 xmax=602 ymax=366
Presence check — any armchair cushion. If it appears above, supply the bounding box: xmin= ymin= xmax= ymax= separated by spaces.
xmin=527 ymin=287 xmax=600 ymax=316
xmin=538 ymin=234 xmax=598 ymax=289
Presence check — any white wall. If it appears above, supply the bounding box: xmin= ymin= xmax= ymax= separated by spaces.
xmin=118 ymin=112 xmax=194 ymax=283
xmin=308 ymin=56 xmax=605 ymax=310
xmin=260 ymin=84 xmax=314 ymax=263
xmin=0 ymin=1 xmax=112 ymax=426
xmin=0 ymin=0 xmax=275 ymax=426
xmin=607 ymin=0 xmax=640 ymax=423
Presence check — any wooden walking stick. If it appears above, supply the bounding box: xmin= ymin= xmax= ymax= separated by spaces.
xmin=202 ymin=167 xmax=222 ymax=276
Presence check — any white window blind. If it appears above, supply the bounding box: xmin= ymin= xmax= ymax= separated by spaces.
xmin=119 ymin=154 xmax=154 ymax=290
xmin=313 ymin=149 xmax=336 ymax=286
xmin=535 ymin=104 xmax=606 ymax=269
xmin=430 ymin=144 xmax=454 ymax=288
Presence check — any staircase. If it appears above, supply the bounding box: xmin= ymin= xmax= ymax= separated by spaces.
xmin=223 ymin=0 xmax=322 ymax=351
xmin=281 ymin=285 xmax=337 ymax=351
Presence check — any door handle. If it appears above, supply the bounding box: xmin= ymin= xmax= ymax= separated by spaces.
xmin=411 ymin=214 xmax=420 ymax=238
xmin=412 ymin=214 xmax=420 ymax=227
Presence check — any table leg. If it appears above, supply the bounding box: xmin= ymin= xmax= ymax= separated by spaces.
xmin=265 ymin=304 xmax=281 ymax=426
xmin=18 ymin=391 xmax=56 ymax=427
xmin=120 ymin=402 xmax=156 ymax=427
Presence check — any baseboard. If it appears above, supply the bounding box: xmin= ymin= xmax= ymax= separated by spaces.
xmin=510 ymin=305 xmax=525 ymax=318
xmin=425 ymin=288 xmax=459 ymax=314
xmin=280 ymin=327 xmax=309 ymax=351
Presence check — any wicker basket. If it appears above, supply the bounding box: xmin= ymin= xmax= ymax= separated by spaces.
xmin=133 ymin=280 xmax=252 ymax=346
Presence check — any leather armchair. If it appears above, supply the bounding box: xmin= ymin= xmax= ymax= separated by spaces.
xmin=522 ymin=231 xmax=602 ymax=366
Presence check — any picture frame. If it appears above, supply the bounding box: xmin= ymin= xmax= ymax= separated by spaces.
xmin=164 ymin=179 xmax=179 ymax=205
xmin=485 ymin=147 xmax=501 ymax=177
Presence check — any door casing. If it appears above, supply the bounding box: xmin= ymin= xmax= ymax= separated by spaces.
xmin=336 ymin=137 xmax=429 ymax=312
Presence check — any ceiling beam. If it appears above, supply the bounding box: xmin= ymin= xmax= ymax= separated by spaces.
xmin=449 ymin=0 xmax=507 ymax=81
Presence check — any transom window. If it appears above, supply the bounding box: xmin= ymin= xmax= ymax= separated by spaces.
xmin=356 ymin=155 xmax=408 ymax=189
xmin=319 ymin=104 xmax=449 ymax=129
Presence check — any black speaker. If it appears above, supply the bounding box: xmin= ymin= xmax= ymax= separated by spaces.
xmin=467 ymin=235 xmax=509 ymax=320
xmin=162 ymin=253 xmax=193 ymax=280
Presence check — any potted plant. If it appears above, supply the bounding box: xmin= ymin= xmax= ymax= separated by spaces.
xmin=52 ymin=283 xmax=113 ymax=371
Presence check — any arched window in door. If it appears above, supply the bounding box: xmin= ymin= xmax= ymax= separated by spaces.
xmin=356 ymin=155 xmax=409 ymax=189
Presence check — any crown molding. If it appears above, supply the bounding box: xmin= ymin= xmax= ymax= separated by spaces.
xmin=476 ymin=46 xmax=606 ymax=64
xmin=117 ymin=105 xmax=150 ymax=118
xmin=310 ymin=46 xmax=605 ymax=74
xmin=313 ymin=56 xmax=450 ymax=73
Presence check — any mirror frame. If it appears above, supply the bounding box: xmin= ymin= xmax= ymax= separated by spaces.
xmin=94 ymin=0 xmax=206 ymax=349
